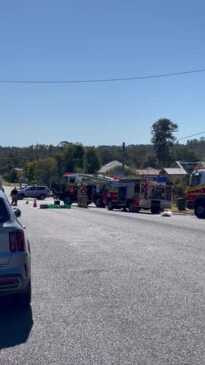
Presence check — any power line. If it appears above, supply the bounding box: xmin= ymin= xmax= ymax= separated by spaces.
xmin=177 ymin=131 xmax=205 ymax=141
xmin=0 ymin=68 xmax=205 ymax=84
xmin=153 ymin=131 xmax=205 ymax=146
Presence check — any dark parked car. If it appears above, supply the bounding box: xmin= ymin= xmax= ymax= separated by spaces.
xmin=17 ymin=185 xmax=50 ymax=200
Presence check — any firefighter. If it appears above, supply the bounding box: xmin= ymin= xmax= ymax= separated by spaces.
xmin=10 ymin=186 xmax=18 ymax=206
xmin=142 ymin=178 xmax=148 ymax=198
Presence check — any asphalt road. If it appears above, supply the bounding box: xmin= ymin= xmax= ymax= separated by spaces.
xmin=1 ymin=193 xmax=205 ymax=365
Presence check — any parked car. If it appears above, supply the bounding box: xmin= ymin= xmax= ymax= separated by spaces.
xmin=17 ymin=185 xmax=49 ymax=200
xmin=0 ymin=190 xmax=31 ymax=306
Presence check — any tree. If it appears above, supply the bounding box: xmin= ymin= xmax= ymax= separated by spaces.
xmin=24 ymin=161 xmax=37 ymax=183
xmin=83 ymin=147 xmax=100 ymax=174
xmin=62 ymin=143 xmax=85 ymax=173
xmin=55 ymin=152 xmax=65 ymax=181
xmin=24 ymin=158 xmax=57 ymax=186
xmin=9 ymin=168 xmax=18 ymax=183
xmin=34 ymin=157 xmax=57 ymax=186
xmin=174 ymin=144 xmax=199 ymax=162
xmin=71 ymin=143 xmax=85 ymax=170
xmin=151 ymin=118 xmax=178 ymax=167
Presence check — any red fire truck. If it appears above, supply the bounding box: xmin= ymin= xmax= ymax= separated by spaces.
xmin=104 ymin=177 xmax=172 ymax=214
xmin=52 ymin=173 xmax=111 ymax=206
xmin=186 ymin=167 xmax=205 ymax=218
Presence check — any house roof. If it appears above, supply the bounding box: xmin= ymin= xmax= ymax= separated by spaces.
xmin=162 ymin=167 xmax=187 ymax=175
xmin=98 ymin=160 xmax=128 ymax=174
xmin=135 ymin=167 xmax=160 ymax=176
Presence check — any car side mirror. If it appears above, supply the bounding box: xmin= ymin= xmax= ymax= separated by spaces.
xmin=13 ymin=208 xmax=21 ymax=218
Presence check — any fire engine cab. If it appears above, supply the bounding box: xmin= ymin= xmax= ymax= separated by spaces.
xmin=187 ymin=168 xmax=205 ymax=218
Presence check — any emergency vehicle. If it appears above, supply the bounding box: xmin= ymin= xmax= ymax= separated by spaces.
xmin=104 ymin=177 xmax=172 ymax=214
xmin=77 ymin=180 xmax=109 ymax=207
xmin=187 ymin=166 xmax=205 ymax=218
xmin=52 ymin=173 xmax=111 ymax=206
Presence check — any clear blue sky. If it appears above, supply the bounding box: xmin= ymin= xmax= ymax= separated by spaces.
xmin=0 ymin=0 xmax=205 ymax=147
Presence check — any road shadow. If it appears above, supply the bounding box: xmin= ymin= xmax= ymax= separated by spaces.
xmin=0 ymin=298 xmax=33 ymax=349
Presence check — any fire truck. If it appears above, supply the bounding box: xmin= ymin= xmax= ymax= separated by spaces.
xmin=187 ymin=167 xmax=205 ymax=218
xmin=76 ymin=179 xmax=110 ymax=208
xmin=104 ymin=177 xmax=172 ymax=214
xmin=52 ymin=173 xmax=111 ymax=206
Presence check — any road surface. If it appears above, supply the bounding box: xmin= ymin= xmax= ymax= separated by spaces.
xmin=0 ymin=195 xmax=205 ymax=364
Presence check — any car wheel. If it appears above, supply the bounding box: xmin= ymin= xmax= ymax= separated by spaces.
xmin=18 ymin=194 xmax=24 ymax=200
xmin=39 ymin=194 xmax=46 ymax=200
xmin=17 ymin=281 xmax=31 ymax=308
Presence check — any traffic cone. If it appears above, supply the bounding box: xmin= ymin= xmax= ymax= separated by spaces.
xmin=33 ymin=198 xmax=37 ymax=208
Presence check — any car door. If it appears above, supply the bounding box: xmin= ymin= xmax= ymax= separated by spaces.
xmin=25 ymin=186 xmax=36 ymax=198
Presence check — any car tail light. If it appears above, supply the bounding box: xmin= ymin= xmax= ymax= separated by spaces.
xmin=9 ymin=232 xmax=17 ymax=252
xmin=9 ymin=230 xmax=25 ymax=252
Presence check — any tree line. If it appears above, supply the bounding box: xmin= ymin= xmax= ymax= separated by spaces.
xmin=0 ymin=119 xmax=204 ymax=185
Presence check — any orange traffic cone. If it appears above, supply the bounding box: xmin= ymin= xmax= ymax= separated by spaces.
xmin=33 ymin=198 xmax=37 ymax=208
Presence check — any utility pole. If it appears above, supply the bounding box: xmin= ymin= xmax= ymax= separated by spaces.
xmin=122 ymin=142 xmax=125 ymax=175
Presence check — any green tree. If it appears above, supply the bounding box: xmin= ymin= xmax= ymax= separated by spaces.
xmin=55 ymin=152 xmax=65 ymax=181
xmin=9 ymin=168 xmax=18 ymax=183
xmin=151 ymin=118 xmax=178 ymax=167
xmin=174 ymin=144 xmax=199 ymax=162
xmin=35 ymin=157 xmax=57 ymax=186
xmin=71 ymin=143 xmax=85 ymax=170
xmin=187 ymin=138 xmax=205 ymax=160
xmin=83 ymin=147 xmax=100 ymax=174
xmin=24 ymin=161 xmax=37 ymax=183
xmin=62 ymin=143 xmax=85 ymax=173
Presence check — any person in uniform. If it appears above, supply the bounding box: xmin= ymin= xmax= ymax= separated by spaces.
xmin=10 ymin=187 xmax=18 ymax=206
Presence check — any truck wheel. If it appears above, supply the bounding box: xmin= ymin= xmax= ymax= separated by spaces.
xmin=107 ymin=201 xmax=113 ymax=211
xmin=128 ymin=204 xmax=140 ymax=213
xmin=128 ymin=203 xmax=134 ymax=212
xmin=195 ymin=201 xmax=205 ymax=219
xmin=151 ymin=206 xmax=161 ymax=214
xmin=95 ymin=198 xmax=101 ymax=207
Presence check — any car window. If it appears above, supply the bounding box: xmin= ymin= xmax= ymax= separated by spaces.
xmin=36 ymin=187 xmax=46 ymax=190
xmin=27 ymin=187 xmax=36 ymax=191
xmin=69 ymin=177 xmax=76 ymax=184
xmin=0 ymin=198 xmax=10 ymax=223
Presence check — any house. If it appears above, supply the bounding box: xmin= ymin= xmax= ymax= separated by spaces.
xmin=135 ymin=167 xmax=160 ymax=179
xmin=176 ymin=160 xmax=205 ymax=174
xmin=98 ymin=160 xmax=129 ymax=175
xmin=160 ymin=167 xmax=187 ymax=182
